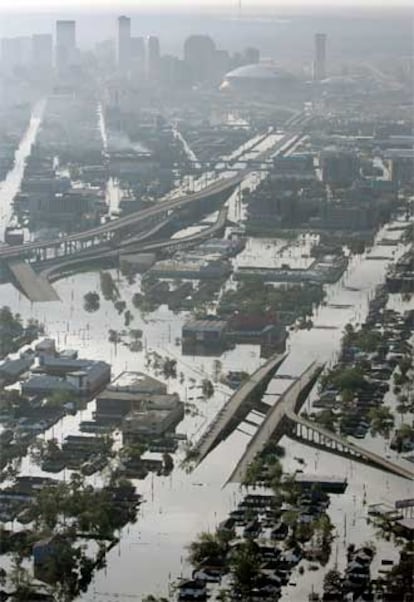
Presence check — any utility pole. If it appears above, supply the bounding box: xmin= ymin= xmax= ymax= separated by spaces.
xmin=238 ymin=0 xmax=242 ymax=19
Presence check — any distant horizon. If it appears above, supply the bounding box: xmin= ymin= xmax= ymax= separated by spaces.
xmin=0 ymin=1 xmax=413 ymax=14
xmin=0 ymin=1 xmax=411 ymax=57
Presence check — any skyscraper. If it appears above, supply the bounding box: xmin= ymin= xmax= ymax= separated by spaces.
xmin=130 ymin=36 xmax=146 ymax=76
xmin=1 ymin=38 xmax=18 ymax=72
xmin=184 ymin=35 xmax=217 ymax=83
xmin=56 ymin=20 xmax=76 ymax=74
xmin=313 ymin=33 xmax=327 ymax=81
xmin=147 ymin=36 xmax=160 ymax=80
xmin=32 ymin=34 xmax=53 ymax=71
xmin=131 ymin=36 xmax=145 ymax=63
xmin=1 ymin=37 xmax=31 ymax=74
xmin=117 ymin=15 xmax=131 ymax=71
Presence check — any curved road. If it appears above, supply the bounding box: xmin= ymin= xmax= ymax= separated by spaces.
xmin=0 ymin=174 xmax=243 ymax=260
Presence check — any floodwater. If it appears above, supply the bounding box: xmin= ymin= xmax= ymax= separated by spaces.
xmin=235 ymin=234 xmax=319 ymax=270
xmin=0 ymin=110 xmax=413 ymax=599
xmin=0 ymin=99 xmax=45 ymax=241
xmin=0 ymin=215 xmax=412 ymax=601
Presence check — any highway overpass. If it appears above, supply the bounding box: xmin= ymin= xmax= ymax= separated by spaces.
xmin=0 ymin=174 xmax=243 ymax=263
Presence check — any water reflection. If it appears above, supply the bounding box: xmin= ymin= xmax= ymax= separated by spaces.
xmin=0 ymin=99 xmax=45 ymax=241
xmin=0 ymin=215 xmax=412 ymax=599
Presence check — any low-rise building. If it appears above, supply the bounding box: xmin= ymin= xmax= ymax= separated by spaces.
xmin=122 ymin=400 xmax=184 ymax=440
xmin=35 ymin=338 xmax=56 ymax=357
xmin=227 ymin=313 xmax=287 ymax=354
xmin=22 ymin=358 xmax=110 ymax=398
xmin=96 ymin=391 xmax=178 ymax=422
xmin=150 ymin=257 xmax=231 ymax=280
xmin=182 ymin=319 xmax=228 ymax=354
xmin=0 ymin=356 xmax=33 ymax=385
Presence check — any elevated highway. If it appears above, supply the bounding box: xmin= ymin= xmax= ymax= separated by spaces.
xmin=8 ymin=260 xmax=60 ymax=302
xmin=227 ymin=362 xmax=322 ymax=483
xmin=285 ymin=410 xmax=414 ymax=481
xmin=194 ymin=352 xmax=288 ymax=463
xmin=226 ymin=360 xmax=414 ymax=483
xmin=0 ymin=174 xmax=243 ymax=262
xmin=40 ymin=206 xmax=230 ymax=285
xmin=191 ymin=356 xmax=413 ymax=483
xmin=0 ymin=123 xmax=308 ymax=266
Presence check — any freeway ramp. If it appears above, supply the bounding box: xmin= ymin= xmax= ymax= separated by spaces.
xmin=8 ymin=260 xmax=60 ymax=302
xmin=227 ymin=362 xmax=321 ymax=483
xmin=195 ymin=351 xmax=288 ymax=463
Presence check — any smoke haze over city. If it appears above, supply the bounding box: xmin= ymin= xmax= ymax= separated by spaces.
xmin=0 ymin=0 xmax=413 ymax=600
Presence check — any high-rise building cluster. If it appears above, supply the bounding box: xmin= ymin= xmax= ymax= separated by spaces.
xmin=0 ymin=20 xmax=78 ymax=77
xmin=116 ymin=16 xmax=159 ymax=79
xmin=0 ymin=14 xmax=328 ymax=88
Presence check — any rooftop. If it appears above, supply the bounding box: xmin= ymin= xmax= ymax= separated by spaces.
xmin=183 ymin=319 xmax=228 ymax=332
xmin=107 ymin=371 xmax=166 ymax=394
xmin=225 ymin=62 xmax=296 ymax=82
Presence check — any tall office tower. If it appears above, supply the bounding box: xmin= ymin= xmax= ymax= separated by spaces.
xmin=117 ymin=15 xmax=131 ymax=71
xmin=184 ymin=35 xmax=217 ymax=83
xmin=56 ymin=20 xmax=76 ymax=74
xmin=313 ymin=33 xmax=327 ymax=81
xmin=131 ymin=36 xmax=145 ymax=62
xmin=244 ymin=46 xmax=260 ymax=65
xmin=1 ymin=37 xmax=31 ymax=73
xmin=32 ymin=34 xmax=53 ymax=70
xmin=147 ymin=35 xmax=160 ymax=80
xmin=130 ymin=36 xmax=146 ymax=76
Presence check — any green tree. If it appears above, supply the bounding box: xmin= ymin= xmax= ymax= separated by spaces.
xmin=84 ymin=291 xmax=100 ymax=313
xmin=163 ymin=358 xmax=177 ymax=379
xmin=188 ymin=532 xmax=225 ymax=565
xmin=202 ymin=379 xmax=214 ymax=398
xmin=323 ymin=568 xmax=342 ymax=591
xmin=100 ymin=271 xmax=119 ymax=301
xmin=230 ymin=540 xmax=260 ymax=596
xmin=313 ymin=409 xmax=337 ymax=433
xmin=368 ymin=405 xmax=395 ymax=438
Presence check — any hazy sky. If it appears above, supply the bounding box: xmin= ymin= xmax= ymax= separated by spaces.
xmin=0 ymin=0 xmax=412 ymax=10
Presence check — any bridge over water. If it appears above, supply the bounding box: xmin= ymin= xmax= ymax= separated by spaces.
xmin=40 ymin=206 xmax=230 ymax=285
xmin=0 ymin=174 xmax=243 ymax=263
xmin=193 ymin=357 xmax=414 ymax=483
xmin=1 ymin=176 xmax=241 ymax=300
xmin=194 ymin=351 xmax=288 ymax=463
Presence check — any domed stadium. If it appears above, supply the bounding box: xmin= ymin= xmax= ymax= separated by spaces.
xmin=220 ymin=62 xmax=300 ymax=97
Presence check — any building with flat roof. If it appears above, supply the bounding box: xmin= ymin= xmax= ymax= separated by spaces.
xmin=182 ymin=319 xmax=228 ymax=354
xmin=23 ymin=358 xmax=110 ymax=398
xmin=32 ymin=34 xmax=53 ymax=71
xmin=56 ymin=20 xmax=76 ymax=74
xmin=0 ymin=356 xmax=33 ymax=385
xmin=150 ymin=257 xmax=231 ymax=280
xmin=313 ymin=33 xmax=327 ymax=81
xmin=96 ymin=391 xmax=179 ymax=422
xmin=320 ymin=148 xmax=359 ymax=187
xmin=108 ymin=371 xmax=167 ymax=395
xmin=184 ymin=35 xmax=217 ymax=84
xmin=147 ymin=35 xmax=160 ymax=80
xmin=122 ymin=401 xmax=184 ymax=439
xmin=117 ymin=15 xmax=131 ymax=71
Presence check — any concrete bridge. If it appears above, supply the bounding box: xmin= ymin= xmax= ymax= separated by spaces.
xmin=0 ymin=174 xmax=243 ymax=264
xmin=40 ymin=206 xmax=230 ymax=286
xmin=192 ymin=356 xmax=414 ymax=483
xmin=227 ymin=362 xmax=323 ymax=483
xmin=194 ymin=351 xmax=288 ymax=463
xmin=1 ymin=176 xmax=241 ymax=300
xmin=285 ymin=410 xmax=414 ymax=481
xmin=225 ymin=361 xmax=414 ymax=483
